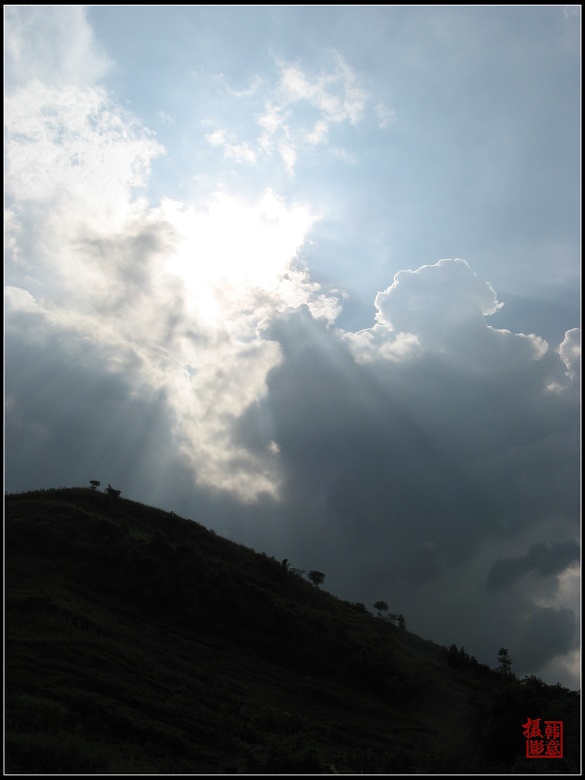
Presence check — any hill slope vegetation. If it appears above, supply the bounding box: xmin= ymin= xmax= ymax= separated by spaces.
xmin=5 ymin=488 xmax=580 ymax=773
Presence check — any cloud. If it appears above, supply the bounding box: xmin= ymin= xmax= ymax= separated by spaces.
xmin=5 ymin=80 xmax=163 ymax=232
xmin=226 ymin=74 xmax=263 ymax=98
xmin=487 ymin=541 xmax=580 ymax=591
xmin=205 ymin=128 xmax=226 ymax=146
xmin=200 ymin=52 xmax=374 ymax=176
xmin=205 ymin=128 xmax=258 ymax=163
xmin=4 ymin=5 xmax=111 ymax=88
xmin=6 ymin=187 xmax=328 ymax=501
xmin=232 ymin=260 xmax=578 ymax=682
xmin=257 ymin=54 xmax=368 ymax=173
xmin=559 ymin=327 xmax=580 ymax=382
xmin=257 ymin=280 xmax=577 ymax=560
xmin=374 ymin=258 xmax=503 ymax=331
xmin=5 ymin=10 xmax=324 ymax=503
xmin=5 ymin=28 xmax=331 ymax=501
xmin=278 ymin=143 xmax=297 ymax=175
xmin=374 ymin=102 xmax=396 ymax=129
xmin=515 ymin=607 xmax=577 ymax=672
xmin=345 ymin=259 xmax=552 ymax=372
xmin=277 ymin=55 xmax=367 ymax=125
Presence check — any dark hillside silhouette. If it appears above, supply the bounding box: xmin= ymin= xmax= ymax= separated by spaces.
xmin=5 ymin=487 xmax=580 ymax=774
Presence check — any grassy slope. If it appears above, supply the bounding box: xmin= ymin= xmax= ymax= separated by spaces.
xmin=5 ymin=488 xmax=580 ymax=774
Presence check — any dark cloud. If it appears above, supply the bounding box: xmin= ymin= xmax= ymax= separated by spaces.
xmin=4 ymin=319 xmax=188 ymax=501
xmin=514 ymin=607 xmax=578 ymax=674
xmin=487 ymin=541 xmax=580 ymax=592
xmin=225 ymin=265 xmax=580 ymax=684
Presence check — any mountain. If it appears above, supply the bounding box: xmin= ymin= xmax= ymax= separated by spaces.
xmin=5 ymin=487 xmax=580 ymax=774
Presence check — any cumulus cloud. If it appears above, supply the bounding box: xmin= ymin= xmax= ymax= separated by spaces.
xmin=559 ymin=327 xmax=580 ymax=381
xmin=345 ymin=259 xmax=553 ymax=373
xmin=374 ymin=258 xmax=502 ymax=331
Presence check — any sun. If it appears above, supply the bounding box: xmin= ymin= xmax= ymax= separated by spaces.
xmin=161 ymin=189 xmax=317 ymax=327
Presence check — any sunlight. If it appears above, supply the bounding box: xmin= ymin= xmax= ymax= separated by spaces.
xmin=161 ymin=190 xmax=317 ymax=328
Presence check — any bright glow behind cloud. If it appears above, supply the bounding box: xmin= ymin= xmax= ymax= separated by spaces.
xmin=162 ymin=191 xmax=317 ymax=306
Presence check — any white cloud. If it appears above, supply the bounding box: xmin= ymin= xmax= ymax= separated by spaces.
xmin=374 ymin=102 xmax=396 ymax=129
xmin=5 ymin=5 xmax=111 ymax=88
xmin=5 ymin=285 xmax=46 ymax=316
xmin=226 ymin=74 xmax=263 ymax=98
xmin=278 ymin=58 xmax=366 ymax=125
xmin=344 ymin=326 xmax=421 ymax=364
xmin=306 ymin=119 xmax=329 ymax=145
xmin=375 ymin=258 xmax=503 ymax=329
xmin=365 ymin=258 xmax=539 ymax=367
xmin=13 ymin=183 xmax=326 ymax=500
xmin=259 ymin=55 xmax=368 ymax=172
xmin=223 ymin=141 xmax=258 ymax=163
xmin=5 ymin=42 xmax=328 ymax=500
xmin=205 ymin=128 xmax=226 ymax=146
xmin=278 ymin=143 xmax=297 ymax=175
xmin=205 ymin=128 xmax=257 ymax=163
xmin=5 ymin=81 xmax=163 ymax=229
xmin=257 ymin=103 xmax=284 ymax=135
xmin=4 ymin=207 xmax=23 ymax=266
xmin=5 ymin=9 xmax=333 ymax=502
xmin=203 ymin=52 xmax=374 ymax=176
xmin=559 ymin=328 xmax=580 ymax=381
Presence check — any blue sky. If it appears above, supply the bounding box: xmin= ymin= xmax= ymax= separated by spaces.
xmin=5 ymin=6 xmax=581 ymax=690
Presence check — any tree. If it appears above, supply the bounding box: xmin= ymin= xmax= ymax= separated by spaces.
xmin=497 ymin=647 xmax=513 ymax=676
xmin=447 ymin=644 xmax=461 ymax=668
xmin=105 ymin=484 xmax=121 ymax=498
xmin=373 ymin=600 xmax=389 ymax=618
xmin=307 ymin=570 xmax=325 ymax=588
xmin=89 ymin=480 xmax=101 ymax=490
xmin=397 ymin=613 xmax=406 ymax=630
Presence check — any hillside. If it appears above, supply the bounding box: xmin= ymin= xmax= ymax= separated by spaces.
xmin=5 ymin=487 xmax=580 ymax=774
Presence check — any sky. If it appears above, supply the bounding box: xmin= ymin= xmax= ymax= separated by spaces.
xmin=4 ymin=6 xmax=581 ymax=690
